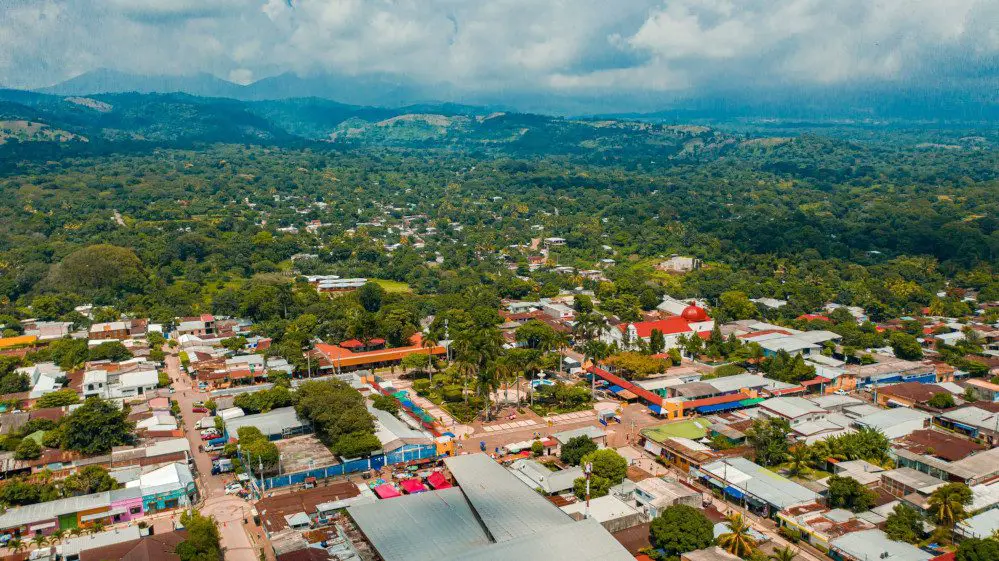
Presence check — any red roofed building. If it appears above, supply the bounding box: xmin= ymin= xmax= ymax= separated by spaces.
xmin=603 ymin=304 xmax=714 ymax=351
xmin=313 ymin=333 xmax=446 ymax=373
xmin=797 ymin=314 xmax=831 ymax=322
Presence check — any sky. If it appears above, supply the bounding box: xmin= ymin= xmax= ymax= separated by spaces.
xmin=2 ymin=0 xmax=997 ymax=107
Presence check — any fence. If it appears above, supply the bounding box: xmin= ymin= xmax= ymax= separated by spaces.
xmin=254 ymin=444 xmax=439 ymax=492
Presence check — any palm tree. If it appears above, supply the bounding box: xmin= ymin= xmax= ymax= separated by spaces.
xmin=421 ymin=333 xmax=440 ymax=384
xmin=47 ymin=529 xmax=65 ymax=546
xmin=492 ymin=357 xmax=516 ymax=409
xmin=785 ymin=445 xmax=814 ymax=478
xmin=580 ymin=339 xmax=611 ymax=400
xmin=717 ymin=513 xmax=756 ymax=558
xmin=7 ymin=538 xmax=25 ymax=554
xmin=68 ymin=527 xmax=83 ymax=538
xmin=453 ymin=359 xmax=477 ymax=404
xmin=769 ymin=545 xmax=797 ymax=561
xmin=928 ymin=482 xmax=973 ymax=542
xmin=30 ymin=534 xmax=48 ymax=550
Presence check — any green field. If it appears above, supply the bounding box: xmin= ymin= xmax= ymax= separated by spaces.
xmin=641 ymin=418 xmax=713 ymax=442
xmin=371 ymin=279 xmax=412 ymax=293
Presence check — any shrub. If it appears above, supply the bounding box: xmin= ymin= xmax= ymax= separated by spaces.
xmin=14 ymin=438 xmax=41 ymax=460
xmin=442 ymin=385 xmax=463 ymax=402
xmin=412 ymin=379 xmax=432 ymax=396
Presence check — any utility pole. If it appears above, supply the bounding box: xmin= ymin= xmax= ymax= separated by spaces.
xmin=584 ymin=461 xmax=593 ymax=519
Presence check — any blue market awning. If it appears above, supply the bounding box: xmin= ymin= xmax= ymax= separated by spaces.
xmin=724 ymin=486 xmax=745 ymax=500
xmin=696 ymin=401 xmax=745 ymax=414
xmin=648 ymin=404 xmax=663 ymax=415
xmin=607 ymin=385 xmax=624 ymax=393
xmin=951 ymin=422 xmax=978 ymax=432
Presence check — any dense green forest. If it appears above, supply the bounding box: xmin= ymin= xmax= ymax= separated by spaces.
xmin=0 ymin=91 xmax=996 ymax=373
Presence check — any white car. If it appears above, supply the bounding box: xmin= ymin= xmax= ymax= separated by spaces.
xmin=224 ymin=483 xmax=243 ymax=495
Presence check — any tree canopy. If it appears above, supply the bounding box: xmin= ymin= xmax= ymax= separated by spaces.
xmin=650 ymin=504 xmax=715 ymax=557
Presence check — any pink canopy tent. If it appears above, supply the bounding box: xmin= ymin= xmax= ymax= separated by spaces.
xmin=426 ymin=471 xmax=452 ymax=490
xmin=373 ymin=484 xmax=402 ymax=499
xmin=400 ymin=479 xmax=428 ymax=494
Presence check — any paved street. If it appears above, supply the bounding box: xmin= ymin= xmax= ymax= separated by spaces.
xmin=164 ymin=352 xmax=263 ymax=561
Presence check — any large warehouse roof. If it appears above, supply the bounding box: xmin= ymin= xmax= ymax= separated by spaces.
xmin=348 ymin=487 xmax=492 ymax=560
xmin=348 ymin=454 xmax=632 ymax=561
xmin=443 ymin=453 xmax=572 ymax=542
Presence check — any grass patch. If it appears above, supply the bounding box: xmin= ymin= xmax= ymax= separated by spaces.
xmin=371 ymin=278 xmax=412 ymax=293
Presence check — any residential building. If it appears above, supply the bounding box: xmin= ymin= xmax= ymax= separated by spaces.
xmin=681 ymin=547 xmax=741 ymax=561
xmin=758 ymin=397 xmax=827 ymax=426
xmin=777 ymin=502 xmax=877 ymax=551
xmin=631 ymin=477 xmax=700 ymax=517
xmin=964 ymin=378 xmax=999 ymax=402
xmin=656 ymin=255 xmax=702 ymax=273
xmin=853 ymin=407 xmax=931 ymax=439
xmin=936 ymin=405 xmax=999 ymax=446
xmin=551 ymin=426 xmax=606 ymax=454
xmin=828 ymin=529 xmax=932 ymax=561
xmin=224 ymin=407 xmax=311 ymax=441
xmin=693 ymin=457 xmax=819 ymax=516
xmin=880 ymin=467 xmax=945 ymax=503
xmin=875 ymin=382 xmax=952 ymax=408
xmin=509 ymin=459 xmax=583 ymax=495
xmin=560 ymin=495 xmax=645 ymax=534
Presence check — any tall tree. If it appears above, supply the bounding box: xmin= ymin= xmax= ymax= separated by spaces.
xmin=717 ymin=513 xmax=757 ymax=558
xmin=62 ymin=398 xmax=136 ymax=455
xmin=649 ymin=504 xmax=714 ymax=557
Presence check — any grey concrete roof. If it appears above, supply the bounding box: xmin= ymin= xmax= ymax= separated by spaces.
xmin=350 ymin=454 xmax=632 ymax=561
xmin=224 ymin=407 xmax=308 ymax=438
xmin=853 ymin=407 xmax=931 ymax=439
xmin=0 ymin=492 xmax=112 ymax=530
xmin=509 ymin=459 xmax=583 ymax=494
xmin=446 ymin=518 xmax=632 ymax=561
xmin=369 ymin=406 xmax=432 ymax=452
xmin=830 ymin=529 xmax=932 ymax=561
xmin=700 ymin=457 xmax=818 ymax=509
xmin=551 ymin=425 xmax=605 ymax=445
xmin=950 ymin=446 xmax=999 ymax=482
xmin=959 ymin=508 xmax=999 ymax=539
xmin=760 ymin=397 xmax=826 ymax=419
xmin=444 ymin=453 xmax=572 ymax=542
xmin=348 ymin=487 xmax=491 ymax=561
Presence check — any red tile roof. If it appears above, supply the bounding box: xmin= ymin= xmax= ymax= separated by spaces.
xmin=619 ymin=317 xmax=696 ymax=338
xmin=798 ymin=314 xmax=831 ymax=322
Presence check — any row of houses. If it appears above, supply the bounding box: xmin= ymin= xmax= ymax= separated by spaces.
xmin=0 ymin=461 xmax=196 ymax=538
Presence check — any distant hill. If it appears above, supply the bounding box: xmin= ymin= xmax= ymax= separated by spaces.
xmin=38 ymin=69 xmax=452 ymax=108
xmin=0 ymin=89 xmax=737 ymax=163
xmin=38 ymin=68 xmax=249 ymax=99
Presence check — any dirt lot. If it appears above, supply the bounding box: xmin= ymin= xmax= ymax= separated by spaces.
xmin=274 ymin=435 xmax=339 ymax=473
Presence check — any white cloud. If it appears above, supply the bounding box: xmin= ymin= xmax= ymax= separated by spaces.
xmin=0 ymin=0 xmax=994 ymax=100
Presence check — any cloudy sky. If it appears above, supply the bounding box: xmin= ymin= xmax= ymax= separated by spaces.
xmin=2 ymin=0 xmax=997 ymax=102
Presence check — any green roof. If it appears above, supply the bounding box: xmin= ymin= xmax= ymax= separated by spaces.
xmin=641 ymin=418 xmax=712 ymax=443
xmin=739 ymin=398 xmax=766 ymax=406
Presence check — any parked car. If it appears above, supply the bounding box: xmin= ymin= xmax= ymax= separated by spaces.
xmin=204 ymin=443 xmax=225 ymax=452
xmin=224 ymin=483 xmax=243 ymax=495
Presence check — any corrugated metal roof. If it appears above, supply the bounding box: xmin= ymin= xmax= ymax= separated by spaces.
xmin=348 ymin=486 xmax=491 ymax=561
xmin=446 ymin=518 xmax=632 ymax=561
xmin=444 ymin=454 xmax=571 ymax=542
